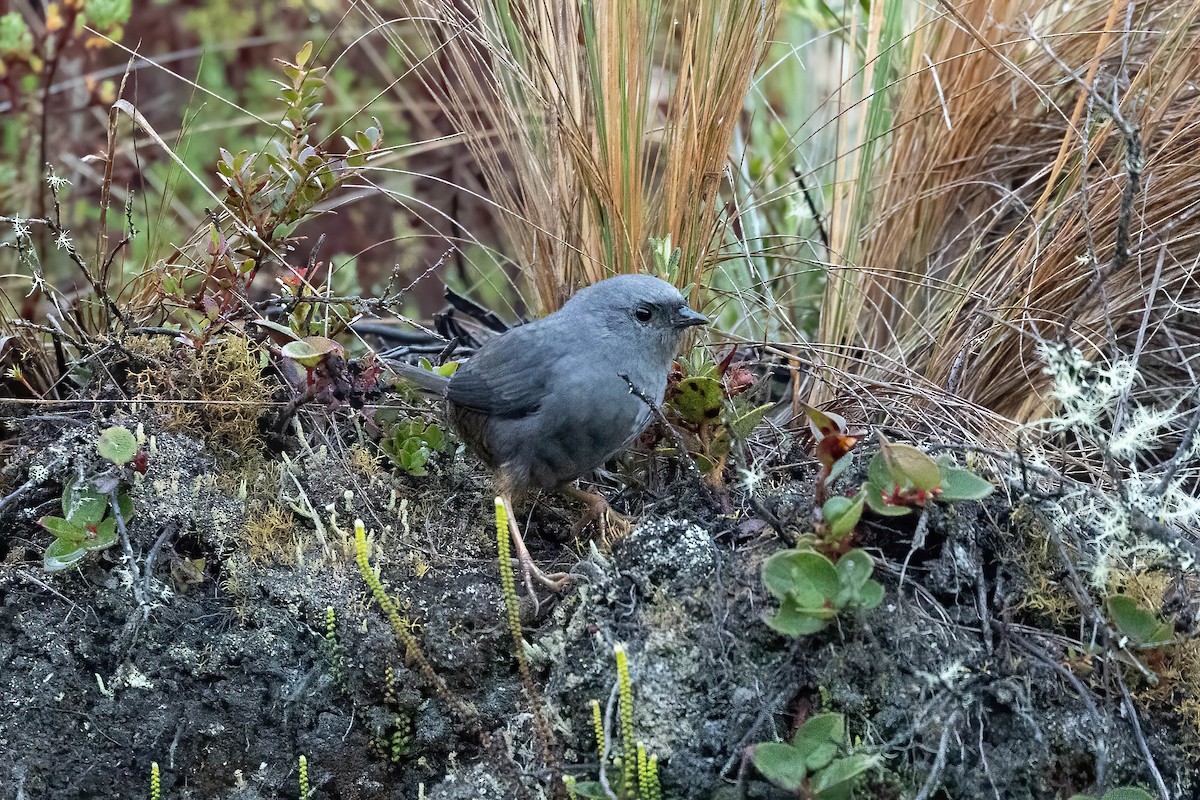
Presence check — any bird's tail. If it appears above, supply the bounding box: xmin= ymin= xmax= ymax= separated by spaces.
xmin=385 ymin=359 xmax=451 ymax=397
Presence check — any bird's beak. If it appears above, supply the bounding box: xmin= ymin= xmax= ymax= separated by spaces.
xmin=674 ymin=306 xmax=708 ymax=328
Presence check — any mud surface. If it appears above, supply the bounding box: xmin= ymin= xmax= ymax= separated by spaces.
xmin=1 ymin=408 xmax=1195 ymax=799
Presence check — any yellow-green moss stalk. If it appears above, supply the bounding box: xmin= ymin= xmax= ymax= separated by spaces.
xmin=494 ymin=498 xmax=562 ymax=788
xmin=353 ymin=519 xmax=480 ymax=736
xmin=614 ymin=643 xmax=636 ymax=795
xmin=149 ymin=762 xmax=160 ymax=800
xmin=637 ymin=742 xmax=650 ymax=799
xmin=590 ymin=698 xmax=605 ymax=761
xmin=298 ymin=754 xmax=310 ymax=799
xmin=323 ymin=605 xmax=342 ymax=685
xmin=646 ymin=754 xmax=661 ymax=800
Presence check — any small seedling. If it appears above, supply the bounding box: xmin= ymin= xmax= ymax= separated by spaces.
xmin=762 ymin=548 xmax=884 ymax=636
xmin=752 ymin=712 xmax=878 ymax=795
xmin=863 ymin=433 xmax=993 ymax=516
xmin=38 ymin=478 xmax=132 ymax=572
xmin=381 ymin=420 xmax=450 ymax=477
xmin=665 ymin=350 xmax=771 ymax=481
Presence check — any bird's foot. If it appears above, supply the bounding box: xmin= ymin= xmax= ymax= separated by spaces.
xmin=564 ymin=485 xmax=631 ymax=544
xmin=501 ymin=496 xmax=570 ymax=615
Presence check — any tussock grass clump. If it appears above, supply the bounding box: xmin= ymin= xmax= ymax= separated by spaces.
xmin=808 ymin=0 xmax=1200 ymax=448
xmin=366 ymin=0 xmax=778 ymax=313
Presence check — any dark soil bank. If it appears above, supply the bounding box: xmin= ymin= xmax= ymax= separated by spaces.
xmin=1 ymin=410 xmax=1194 ymax=799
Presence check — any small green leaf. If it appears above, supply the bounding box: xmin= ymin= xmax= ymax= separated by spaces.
xmin=823 ymin=493 xmax=865 ymax=537
xmin=797 ymin=712 xmax=844 ymax=745
xmin=727 ymin=401 xmax=772 ymax=441
xmin=762 ymin=550 xmax=800 ymax=599
xmin=39 ymin=516 xmax=86 ymax=542
xmin=97 ymin=426 xmax=138 ymax=465
xmin=281 ymin=336 xmax=342 ymax=368
xmin=938 ymin=465 xmax=994 ymax=501
xmin=835 ymin=549 xmax=875 ymax=591
xmin=63 ymin=481 xmax=107 ymax=526
xmin=44 ymin=539 xmax=88 ymax=572
xmin=867 ymin=452 xmax=890 ymax=488
xmin=765 ymin=598 xmax=833 ymax=636
xmin=810 ymin=754 xmax=880 ymax=798
xmin=752 ymin=742 xmax=808 ymax=791
xmin=827 ymin=451 xmax=855 ymax=483
xmin=115 ymin=493 xmax=133 ymax=522
xmin=296 ymin=41 xmax=313 ymax=67
xmin=856 ymin=580 xmax=884 ymax=610
xmin=878 ymin=434 xmax=941 ymax=490
xmin=763 ymin=550 xmax=839 ymax=605
xmin=423 ymin=425 xmax=446 ymax=452
xmin=1107 ymin=596 xmax=1173 ymax=646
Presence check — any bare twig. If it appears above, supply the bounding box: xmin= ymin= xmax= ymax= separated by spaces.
xmin=1002 ymin=625 xmax=1108 ymax=791
xmin=1116 ymin=669 xmax=1169 ymax=800
xmin=912 ymin=709 xmax=961 ymax=800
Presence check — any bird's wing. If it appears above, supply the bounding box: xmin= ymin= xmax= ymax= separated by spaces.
xmin=444 ymin=322 xmax=558 ymax=418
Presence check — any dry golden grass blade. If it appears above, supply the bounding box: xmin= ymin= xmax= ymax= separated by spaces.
xmin=813 ymin=0 xmax=1200 ymax=444
xmin=365 ymin=0 xmax=777 ymax=313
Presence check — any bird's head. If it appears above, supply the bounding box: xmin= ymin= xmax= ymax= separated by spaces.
xmin=562 ymin=274 xmax=707 ymax=368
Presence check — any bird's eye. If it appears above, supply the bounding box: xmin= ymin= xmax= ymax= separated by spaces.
xmin=634 ymin=306 xmax=653 ymax=323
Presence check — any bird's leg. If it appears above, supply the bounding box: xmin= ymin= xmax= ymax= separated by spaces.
xmin=500 ymin=495 xmax=570 ymax=603
xmin=562 ymin=484 xmax=631 ymax=542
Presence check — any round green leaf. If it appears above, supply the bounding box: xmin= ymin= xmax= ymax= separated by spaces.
xmin=765 ymin=598 xmax=833 ymax=636
xmin=856 ymin=580 xmax=885 ymax=610
xmin=835 ymin=549 xmax=876 ymax=591
xmin=97 ymin=426 xmax=138 ymax=465
xmin=281 ymin=336 xmax=342 ymax=367
xmin=879 ymin=439 xmax=941 ymax=490
xmin=752 ymin=742 xmax=808 ymax=791
xmin=62 ymin=481 xmax=108 ymax=526
xmin=762 ymin=550 xmax=802 ymax=599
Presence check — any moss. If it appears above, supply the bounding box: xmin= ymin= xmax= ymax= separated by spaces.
xmin=1009 ymin=503 xmax=1078 ymax=625
xmin=242 ymin=502 xmax=297 ymax=565
xmin=128 ymin=334 xmax=272 ymax=457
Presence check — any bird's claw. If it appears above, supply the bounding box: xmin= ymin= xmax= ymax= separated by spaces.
xmin=566 ymin=486 xmax=631 ymax=544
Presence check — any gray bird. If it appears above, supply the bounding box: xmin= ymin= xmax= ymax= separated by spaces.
xmin=391 ymin=274 xmax=707 ymax=594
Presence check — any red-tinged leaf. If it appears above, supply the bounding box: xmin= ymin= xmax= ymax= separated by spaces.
xmin=815 ymin=433 xmax=859 ymax=472
xmin=803 ymin=404 xmax=848 ymax=440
